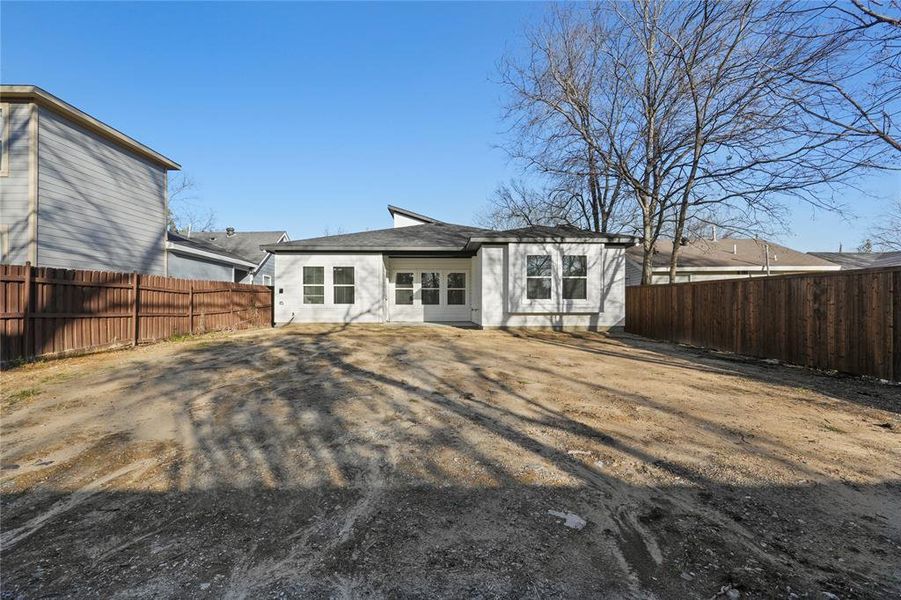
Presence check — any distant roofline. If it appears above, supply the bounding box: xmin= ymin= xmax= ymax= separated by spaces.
xmin=166 ymin=232 xmax=256 ymax=268
xmin=387 ymin=205 xmax=443 ymax=225
xmin=0 ymin=84 xmax=181 ymax=170
xmin=206 ymin=230 xmax=289 ymax=236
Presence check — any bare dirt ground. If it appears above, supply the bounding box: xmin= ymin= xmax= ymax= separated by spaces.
xmin=1 ymin=325 xmax=899 ymax=599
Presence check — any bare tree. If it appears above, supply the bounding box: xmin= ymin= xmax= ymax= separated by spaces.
xmin=167 ymin=173 xmax=217 ymax=234
xmin=866 ymin=196 xmax=901 ymax=249
xmin=498 ymin=0 xmax=893 ymax=284
xmin=497 ymin=6 xmax=630 ymax=234
xmin=783 ymin=0 xmax=901 ymax=152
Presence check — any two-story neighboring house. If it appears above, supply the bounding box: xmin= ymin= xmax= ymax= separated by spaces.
xmin=0 ymin=85 xmax=180 ymax=274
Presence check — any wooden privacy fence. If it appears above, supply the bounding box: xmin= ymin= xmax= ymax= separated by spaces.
xmin=625 ymin=267 xmax=900 ymax=381
xmin=1 ymin=263 xmax=273 ymax=365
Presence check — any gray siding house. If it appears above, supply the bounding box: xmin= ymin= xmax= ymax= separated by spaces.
xmin=166 ymin=231 xmax=257 ymax=282
xmin=166 ymin=229 xmax=287 ymax=284
xmin=189 ymin=229 xmax=288 ymax=285
xmin=0 ymin=85 xmax=180 ymax=274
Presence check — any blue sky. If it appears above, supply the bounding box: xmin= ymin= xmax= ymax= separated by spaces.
xmin=2 ymin=1 xmax=897 ymax=250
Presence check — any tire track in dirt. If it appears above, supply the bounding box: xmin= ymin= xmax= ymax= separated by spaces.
xmin=1 ymin=458 xmax=156 ymax=550
xmin=223 ymin=451 xmax=396 ymax=600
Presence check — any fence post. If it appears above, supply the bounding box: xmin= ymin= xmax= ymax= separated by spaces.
xmin=23 ymin=262 xmax=33 ymax=359
xmin=131 ymin=271 xmax=140 ymax=346
xmin=270 ymin=285 xmax=275 ymax=327
xmin=188 ymin=282 xmax=194 ymax=335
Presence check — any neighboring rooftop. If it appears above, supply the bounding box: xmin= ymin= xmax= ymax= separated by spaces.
xmin=0 ymin=85 xmax=180 ymax=170
xmin=810 ymin=251 xmax=901 ymax=270
xmin=194 ymin=230 xmax=288 ymax=266
xmin=166 ymin=231 xmax=256 ymax=268
xmin=628 ymin=238 xmax=841 ymax=270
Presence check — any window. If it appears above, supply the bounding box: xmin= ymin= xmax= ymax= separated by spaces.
xmin=526 ymin=255 xmax=552 ymax=299
xmin=395 ymin=272 xmax=414 ymax=305
xmin=421 ymin=272 xmax=440 ymax=305
xmin=447 ymin=272 xmax=466 ymax=305
xmin=303 ymin=266 xmax=324 ymax=304
xmin=262 ymin=274 xmax=272 ymax=286
xmin=0 ymin=103 xmax=8 ymax=177
xmin=333 ymin=266 xmax=355 ymax=304
xmin=562 ymin=255 xmax=587 ymax=299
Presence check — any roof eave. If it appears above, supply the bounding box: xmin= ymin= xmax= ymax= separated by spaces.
xmin=261 ymin=244 xmax=467 ymax=253
xmin=166 ymin=241 xmax=257 ymax=268
xmin=641 ymin=264 xmax=843 ymax=272
xmin=465 ymin=235 xmax=637 ymax=251
xmin=1 ymin=85 xmax=181 ymax=170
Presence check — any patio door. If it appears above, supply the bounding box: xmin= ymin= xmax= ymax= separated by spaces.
xmin=388 ymin=266 xmax=470 ymax=322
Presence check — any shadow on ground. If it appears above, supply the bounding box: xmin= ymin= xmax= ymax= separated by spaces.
xmin=1 ymin=326 xmax=898 ymax=599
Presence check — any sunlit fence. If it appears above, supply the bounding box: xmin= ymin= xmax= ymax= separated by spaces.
xmin=626 ymin=267 xmax=900 ymax=381
xmin=1 ymin=262 xmax=273 ymax=365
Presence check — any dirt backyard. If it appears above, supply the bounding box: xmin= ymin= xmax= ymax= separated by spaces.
xmin=1 ymin=325 xmax=898 ymax=599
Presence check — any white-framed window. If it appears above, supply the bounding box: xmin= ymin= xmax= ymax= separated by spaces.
xmin=562 ymin=255 xmax=587 ymax=299
xmin=395 ymin=272 xmax=414 ymax=304
xmin=421 ymin=272 xmax=440 ymax=305
xmin=0 ymin=103 xmax=9 ymax=177
xmin=333 ymin=266 xmax=355 ymax=304
xmin=303 ymin=266 xmax=324 ymax=304
xmin=262 ymin=274 xmax=272 ymax=286
xmin=447 ymin=272 xmax=466 ymax=305
xmin=526 ymin=255 xmax=552 ymax=299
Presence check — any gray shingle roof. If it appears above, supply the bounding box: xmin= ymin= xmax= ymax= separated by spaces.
xmin=262 ymin=222 xmax=637 ymax=253
xmin=195 ymin=230 xmax=287 ymax=265
xmin=473 ymin=225 xmax=635 ymax=242
xmin=810 ymin=251 xmax=901 ymax=269
xmin=167 ymin=231 xmax=256 ymax=266
xmin=263 ymin=223 xmax=491 ymax=252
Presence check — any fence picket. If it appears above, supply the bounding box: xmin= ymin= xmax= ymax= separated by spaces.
xmin=625 ymin=267 xmax=899 ymax=381
xmin=0 ymin=263 xmax=273 ymax=365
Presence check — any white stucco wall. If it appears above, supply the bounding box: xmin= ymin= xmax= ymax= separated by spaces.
xmin=477 ymin=243 xmax=626 ymax=330
xmin=392 ymin=213 xmax=430 ymax=228
xmin=274 ymin=253 xmax=386 ymax=324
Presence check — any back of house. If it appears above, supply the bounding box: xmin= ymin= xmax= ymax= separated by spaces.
xmin=263 ymin=205 xmax=635 ymax=329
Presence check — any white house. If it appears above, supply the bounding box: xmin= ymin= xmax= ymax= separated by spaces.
xmin=262 ymin=205 xmax=635 ymax=329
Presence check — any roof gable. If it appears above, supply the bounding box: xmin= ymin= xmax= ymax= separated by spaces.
xmin=387 ymin=205 xmax=442 ymax=227
xmin=1 ymin=85 xmax=180 ymax=170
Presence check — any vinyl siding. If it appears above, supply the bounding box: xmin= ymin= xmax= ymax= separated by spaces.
xmin=0 ymin=103 xmax=33 ymax=263
xmin=625 ymin=255 xmax=643 ymax=286
xmin=253 ymin=253 xmax=275 ymax=285
xmin=36 ymin=106 xmax=167 ymax=274
xmin=167 ymin=251 xmax=234 ymax=282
